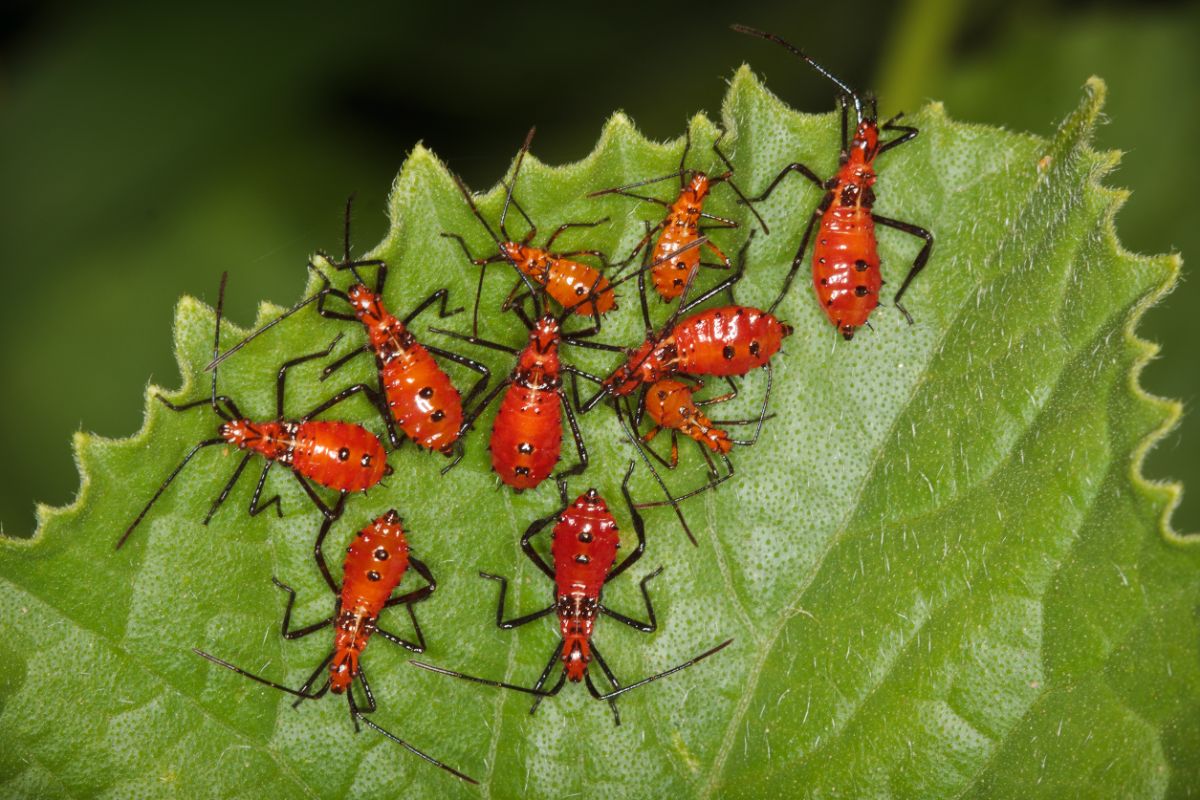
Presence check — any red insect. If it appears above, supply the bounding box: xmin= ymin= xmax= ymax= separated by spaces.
xmin=589 ymin=128 xmax=767 ymax=301
xmin=208 ymin=199 xmax=490 ymax=462
xmin=117 ymin=273 xmax=389 ymax=550
xmin=432 ymin=305 xmax=603 ymax=491
xmin=409 ymin=463 xmax=732 ymax=725
xmin=442 ymin=127 xmax=619 ymax=335
xmin=733 ymin=25 xmax=934 ymax=340
xmin=634 ymin=373 xmax=773 ymax=481
xmin=581 ymin=238 xmax=792 ymax=410
xmin=194 ymin=499 xmax=476 ymax=783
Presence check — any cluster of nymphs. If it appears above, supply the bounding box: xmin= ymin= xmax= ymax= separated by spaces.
xmin=115 ymin=27 xmax=933 ymax=784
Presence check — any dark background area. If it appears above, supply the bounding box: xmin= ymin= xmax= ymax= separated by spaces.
xmin=1 ymin=0 xmax=1197 ymax=536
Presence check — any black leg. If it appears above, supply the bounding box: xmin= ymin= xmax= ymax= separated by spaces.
xmin=520 ymin=511 xmax=560 ymax=579
xmin=711 ymin=133 xmax=769 ymax=234
xmin=873 ymin=214 xmax=933 ymax=324
xmin=440 ymin=232 xmax=500 ymax=267
xmin=544 ymin=217 xmax=610 ymax=251
xmin=607 ymin=461 xmax=647 ymax=580
xmin=677 ymin=234 xmax=753 ymax=316
xmin=478 ymin=573 xmax=555 ymax=628
xmin=202 ymin=451 xmax=252 ymax=526
xmin=441 ymin=230 xmax=507 ymax=339
xmin=311 ymin=495 xmax=348 ymax=593
xmin=376 ymin=603 xmax=426 ymax=653
xmin=154 ymin=394 xmax=222 ymax=415
xmin=554 ymin=388 xmax=588 ymax=482
xmin=498 ymin=276 xmax=529 ymax=316
xmin=749 ymin=162 xmax=826 ymax=202
xmin=313 ymin=285 xmax=357 ymax=323
xmin=631 ymin=388 xmax=649 ymax=429
xmin=611 ymin=221 xmax=662 ymax=277
xmin=556 ymin=249 xmax=613 ymax=271
xmin=589 ymin=643 xmax=623 ymax=725
xmin=299 ymin=380 xmax=386 ymax=426
xmin=384 ymin=556 xmax=436 ymax=606
xmin=638 ymin=427 xmax=676 ymax=472
xmin=600 ymin=567 xmax=662 ymax=632
xmin=407 ymin=653 xmax=560 ymax=701
xmin=637 ymin=233 xmax=654 ymax=333
xmin=291 ymin=652 xmax=336 ymax=707
xmin=353 ymin=662 xmax=377 ymax=718
xmin=117 ymin=437 xmax=226 ymax=549
xmin=424 ymin=344 xmax=491 ymax=409
xmin=318 ymin=343 xmax=371 ymax=382
xmin=456 ymin=377 xmax=511 ymax=439
xmin=291 ymin=471 xmax=343 ymax=520
xmin=403 ymin=288 xmax=464 ymax=325
xmin=879 ymin=114 xmax=919 ymax=154
xmin=767 ymin=201 xmax=826 ymax=316
xmin=528 ymin=642 xmax=566 ymax=716
xmin=700 ymin=240 xmax=732 ymax=270
xmin=728 ymin=362 xmax=773 ymax=446
xmin=561 ymin=368 xmax=604 ymax=415
xmin=633 ymin=459 xmax=734 ymax=508
xmin=247 ymin=461 xmax=283 ymax=519
xmin=276 ymin=334 xmax=346 ymax=419
xmin=428 ymin=326 xmax=519 ymax=356
xmin=307 ymin=380 xmax=402 ymax=449
xmin=272 ymin=578 xmax=335 ymax=639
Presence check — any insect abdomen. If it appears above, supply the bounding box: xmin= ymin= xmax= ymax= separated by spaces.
xmin=381 ymin=344 xmax=464 ymax=454
xmin=546 ymin=258 xmax=614 ymax=317
xmin=341 ymin=509 xmax=410 ymax=618
xmin=292 ymin=421 xmax=388 ymax=492
xmin=551 ymin=491 xmax=620 ymax=600
xmin=645 ymin=379 xmax=733 ymax=453
xmin=813 ymin=205 xmax=881 ymax=334
xmin=651 ymin=207 xmax=703 ymax=301
xmin=674 ymin=306 xmax=790 ymax=376
xmin=490 ymin=385 xmax=562 ymax=490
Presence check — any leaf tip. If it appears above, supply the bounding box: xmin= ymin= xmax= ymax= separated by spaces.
xmin=729 ymin=63 xmax=759 ymax=92
xmin=1083 ymin=75 xmax=1108 ymax=103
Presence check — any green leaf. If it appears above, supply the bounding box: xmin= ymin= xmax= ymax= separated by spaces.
xmin=0 ymin=68 xmax=1195 ymax=799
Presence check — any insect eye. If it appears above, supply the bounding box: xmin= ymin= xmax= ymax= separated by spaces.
xmin=338 ymin=447 xmax=350 ymax=461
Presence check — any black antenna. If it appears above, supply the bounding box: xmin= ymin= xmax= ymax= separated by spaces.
xmin=449 ymin=172 xmax=502 ymax=245
xmin=203 ymin=265 xmax=330 ymax=372
xmin=408 ymin=661 xmax=558 ymax=697
xmin=195 ymin=649 xmax=478 ymax=783
xmin=500 ymin=127 xmax=537 ymax=240
xmin=210 ymin=272 xmax=229 ymax=416
xmin=340 ymin=194 xmax=366 ymax=286
xmin=587 ymin=638 xmax=733 ymax=700
xmin=193 ymin=648 xmax=330 ymax=700
xmin=116 ymin=274 xmax=243 ymax=549
xmin=731 ymin=25 xmax=862 ymax=123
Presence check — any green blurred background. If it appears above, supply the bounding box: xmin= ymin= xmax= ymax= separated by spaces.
xmin=1 ymin=0 xmax=1196 ymax=536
